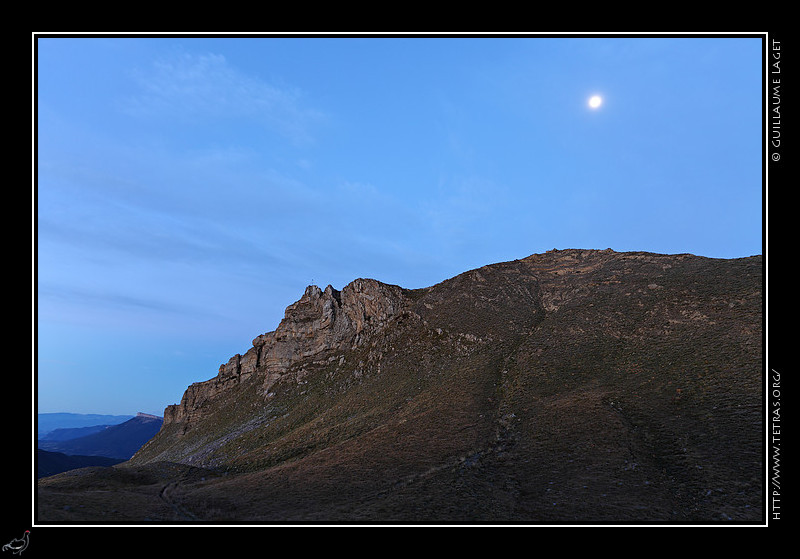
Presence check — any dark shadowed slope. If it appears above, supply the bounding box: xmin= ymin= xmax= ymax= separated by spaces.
xmin=37 ymin=450 xmax=125 ymax=478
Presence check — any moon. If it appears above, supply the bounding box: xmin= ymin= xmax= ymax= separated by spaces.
xmin=588 ymin=95 xmax=603 ymax=109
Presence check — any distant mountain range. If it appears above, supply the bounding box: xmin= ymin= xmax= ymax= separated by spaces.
xmin=39 ymin=424 xmax=113 ymax=442
xmin=37 ymin=413 xmax=163 ymax=460
xmin=38 ymin=413 xmax=134 ymax=438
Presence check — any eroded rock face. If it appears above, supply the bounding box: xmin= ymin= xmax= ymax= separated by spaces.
xmin=163 ymin=278 xmax=407 ymax=429
xmin=259 ymin=279 xmax=406 ymax=371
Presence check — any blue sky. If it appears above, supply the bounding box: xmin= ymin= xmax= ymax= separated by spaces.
xmin=35 ymin=35 xmax=763 ymax=416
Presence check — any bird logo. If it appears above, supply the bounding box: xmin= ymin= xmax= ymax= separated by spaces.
xmin=2 ymin=531 xmax=29 ymax=555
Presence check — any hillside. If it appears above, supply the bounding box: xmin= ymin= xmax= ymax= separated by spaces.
xmin=37 ymin=249 xmax=763 ymax=523
xmin=37 ymin=450 xmax=125 ymax=478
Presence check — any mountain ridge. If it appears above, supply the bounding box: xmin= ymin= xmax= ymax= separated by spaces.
xmin=39 ymin=248 xmax=763 ymax=523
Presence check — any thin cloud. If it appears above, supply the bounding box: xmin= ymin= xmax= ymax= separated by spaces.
xmin=122 ymin=52 xmax=326 ymax=145
xmin=37 ymin=282 xmax=227 ymax=321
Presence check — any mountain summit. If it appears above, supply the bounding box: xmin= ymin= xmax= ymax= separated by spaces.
xmin=39 ymin=249 xmax=763 ymax=523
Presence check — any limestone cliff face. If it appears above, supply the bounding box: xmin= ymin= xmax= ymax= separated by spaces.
xmin=163 ymin=278 xmax=407 ymax=428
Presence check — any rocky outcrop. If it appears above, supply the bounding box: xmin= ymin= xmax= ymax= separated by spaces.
xmin=257 ymin=279 xmax=406 ymax=372
xmin=163 ymin=278 xmax=408 ymax=428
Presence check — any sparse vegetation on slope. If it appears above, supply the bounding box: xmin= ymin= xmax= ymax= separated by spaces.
xmin=37 ymin=249 xmax=763 ymax=523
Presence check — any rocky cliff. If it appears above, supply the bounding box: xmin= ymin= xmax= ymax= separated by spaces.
xmin=162 ymin=278 xmax=409 ymax=431
xmin=49 ymin=248 xmax=762 ymax=523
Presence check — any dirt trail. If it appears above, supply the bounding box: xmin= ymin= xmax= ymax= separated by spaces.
xmin=159 ymin=481 xmax=198 ymax=521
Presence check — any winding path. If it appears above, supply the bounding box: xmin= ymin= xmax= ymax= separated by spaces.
xmin=159 ymin=481 xmax=198 ymax=521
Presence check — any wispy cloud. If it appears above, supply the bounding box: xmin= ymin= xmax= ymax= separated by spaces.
xmin=37 ymin=282 xmax=221 ymax=319
xmin=122 ymin=52 xmax=326 ymax=145
xmin=423 ymin=176 xmax=508 ymax=236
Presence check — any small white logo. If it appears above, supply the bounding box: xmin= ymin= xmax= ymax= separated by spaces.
xmin=2 ymin=531 xmax=29 ymax=555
